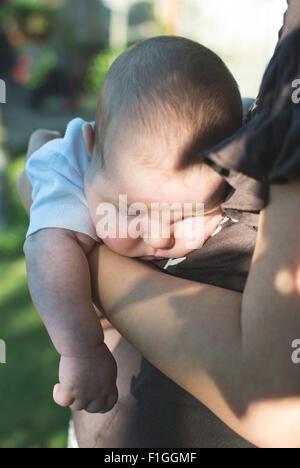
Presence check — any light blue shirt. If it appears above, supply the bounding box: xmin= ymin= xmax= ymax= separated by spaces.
xmin=26 ymin=117 xmax=98 ymax=240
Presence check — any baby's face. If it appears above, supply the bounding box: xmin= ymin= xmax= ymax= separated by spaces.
xmin=84 ymin=128 xmax=224 ymax=260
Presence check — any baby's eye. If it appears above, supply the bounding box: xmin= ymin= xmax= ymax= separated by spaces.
xmin=175 ymin=215 xmax=189 ymax=222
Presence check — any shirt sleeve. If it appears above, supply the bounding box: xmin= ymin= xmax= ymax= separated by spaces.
xmin=26 ymin=118 xmax=98 ymax=241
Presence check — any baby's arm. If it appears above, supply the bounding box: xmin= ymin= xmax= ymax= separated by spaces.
xmin=24 ymin=228 xmax=118 ymax=413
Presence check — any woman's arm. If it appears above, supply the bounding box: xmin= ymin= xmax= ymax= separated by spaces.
xmin=88 ymin=181 xmax=300 ymax=448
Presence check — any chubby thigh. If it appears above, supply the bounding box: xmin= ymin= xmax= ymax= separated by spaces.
xmin=72 ymin=328 xmax=254 ymax=448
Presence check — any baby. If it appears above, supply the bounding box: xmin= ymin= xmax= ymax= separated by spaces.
xmin=22 ymin=36 xmax=243 ymax=414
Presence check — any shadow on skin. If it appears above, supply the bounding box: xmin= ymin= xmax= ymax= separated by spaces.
xmin=79 ymin=245 xmax=257 ymax=448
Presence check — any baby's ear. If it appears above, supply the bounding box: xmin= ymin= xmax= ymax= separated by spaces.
xmin=82 ymin=123 xmax=95 ymax=161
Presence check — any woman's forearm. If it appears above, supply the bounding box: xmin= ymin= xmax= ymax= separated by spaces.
xmin=89 ymin=246 xmax=246 ymax=435
xmin=88 ymin=182 xmax=300 ymax=447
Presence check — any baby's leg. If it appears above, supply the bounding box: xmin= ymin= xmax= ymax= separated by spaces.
xmin=16 ymin=130 xmax=61 ymax=215
xmin=26 ymin=129 xmax=61 ymax=161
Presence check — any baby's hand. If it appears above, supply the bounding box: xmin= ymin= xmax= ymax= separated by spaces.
xmin=53 ymin=343 xmax=118 ymax=414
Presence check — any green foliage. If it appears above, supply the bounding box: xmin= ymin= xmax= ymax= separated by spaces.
xmin=0 ymin=155 xmax=28 ymax=257
xmin=0 ymin=154 xmax=70 ymax=447
xmin=10 ymin=0 xmax=53 ymax=7
xmin=26 ymin=49 xmax=58 ymax=89
xmin=0 ymin=0 xmax=57 ymax=23
xmin=85 ymin=48 xmax=125 ymax=95
xmin=0 ymin=255 xmax=70 ymax=448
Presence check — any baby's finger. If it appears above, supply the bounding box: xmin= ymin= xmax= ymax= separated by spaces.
xmin=85 ymin=388 xmax=118 ymax=414
xmin=70 ymin=399 xmax=91 ymax=412
xmin=53 ymin=383 xmax=74 ymax=408
xmin=85 ymin=400 xmax=106 ymax=414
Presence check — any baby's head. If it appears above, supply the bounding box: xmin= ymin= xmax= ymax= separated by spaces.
xmin=84 ymin=36 xmax=242 ymax=260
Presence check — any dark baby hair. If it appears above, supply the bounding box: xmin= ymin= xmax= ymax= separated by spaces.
xmin=94 ymin=35 xmax=242 ymax=170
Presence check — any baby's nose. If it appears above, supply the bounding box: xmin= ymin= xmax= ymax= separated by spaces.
xmin=143 ymin=235 xmax=175 ymax=250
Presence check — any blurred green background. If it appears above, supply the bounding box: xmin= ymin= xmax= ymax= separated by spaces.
xmin=0 ymin=0 xmax=287 ymax=448
xmin=0 ymin=154 xmax=70 ymax=448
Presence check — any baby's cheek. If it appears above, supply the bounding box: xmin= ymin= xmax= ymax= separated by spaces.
xmin=96 ymin=215 xmax=147 ymax=257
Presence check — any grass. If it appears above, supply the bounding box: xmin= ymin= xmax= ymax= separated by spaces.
xmin=0 ymin=155 xmax=70 ymax=448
